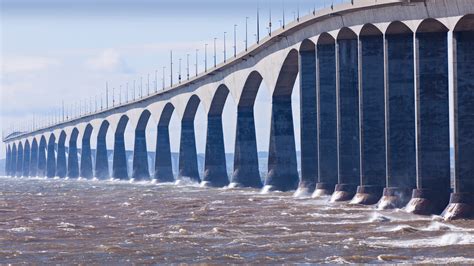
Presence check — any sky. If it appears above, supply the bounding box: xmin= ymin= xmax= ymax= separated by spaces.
xmin=1 ymin=0 xmax=353 ymax=159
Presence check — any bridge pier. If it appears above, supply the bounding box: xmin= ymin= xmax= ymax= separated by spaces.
xmin=46 ymin=136 xmax=56 ymax=178
xmin=178 ymin=119 xmax=200 ymax=182
xmin=30 ymin=141 xmax=38 ymax=177
xmin=80 ymin=135 xmax=93 ymax=179
xmin=132 ymin=128 xmax=150 ymax=180
xmin=5 ymin=146 xmax=11 ymax=176
xmin=11 ymin=145 xmax=17 ymax=177
xmin=442 ymin=26 xmax=474 ymax=220
xmin=314 ymin=36 xmax=338 ymax=197
xmin=331 ymin=32 xmax=360 ymax=202
xmin=16 ymin=143 xmax=23 ymax=177
xmin=297 ymin=43 xmax=318 ymax=194
xmin=155 ymin=125 xmax=174 ymax=182
xmin=56 ymin=135 xmax=67 ymax=178
xmin=112 ymin=130 xmax=128 ymax=180
xmin=231 ymin=106 xmax=262 ymax=188
xmin=203 ymin=115 xmax=229 ymax=187
xmin=23 ymin=142 xmax=30 ymax=177
xmin=351 ymin=28 xmax=386 ymax=205
xmin=406 ymin=26 xmax=450 ymax=215
xmin=378 ymin=27 xmax=416 ymax=209
xmin=38 ymin=138 xmax=46 ymax=177
xmin=95 ymin=128 xmax=109 ymax=179
xmin=67 ymin=133 xmax=79 ymax=178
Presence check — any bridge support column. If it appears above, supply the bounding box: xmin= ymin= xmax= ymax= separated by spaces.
xmin=46 ymin=139 xmax=56 ymax=178
xmin=67 ymin=139 xmax=79 ymax=178
xmin=16 ymin=145 xmax=23 ymax=177
xmin=178 ymin=120 xmax=200 ymax=182
xmin=443 ymin=29 xmax=474 ymax=220
xmin=112 ymin=132 xmax=128 ymax=180
xmin=406 ymin=31 xmax=450 ymax=215
xmin=265 ymin=95 xmax=299 ymax=192
xmin=132 ymin=129 xmax=150 ymax=180
xmin=56 ymin=140 xmax=67 ymax=178
xmin=203 ymin=115 xmax=229 ymax=187
xmin=298 ymin=48 xmax=318 ymax=194
xmin=378 ymin=32 xmax=416 ymax=209
xmin=11 ymin=146 xmax=17 ymax=177
xmin=38 ymin=142 xmax=46 ymax=177
xmin=331 ymin=38 xmax=360 ymax=202
xmin=5 ymin=147 xmax=11 ymax=176
xmin=231 ymin=106 xmax=262 ymax=188
xmin=155 ymin=125 xmax=174 ymax=182
xmin=30 ymin=142 xmax=38 ymax=177
xmin=314 ymin=41 xmax=338 ymax=197
xmin=352 ymin=34 xmax=386 ymax=205
xmin=80 ymin=137 xmax=93 ymax=178
xmin=23 ymin=144 xmax=30 ymax=177
xmin=95 ymin=134 xmax=109 ymax=180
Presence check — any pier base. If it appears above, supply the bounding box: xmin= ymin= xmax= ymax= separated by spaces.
xmin=405 ymin=188 xmax=450 ymax=215
xmin=330 ymin=184 xmax=357 ymax=202
xmin=350 ymin=185 xmax=384 ymax=205
xmin=442 ymin=193 xmax=474 ymax=220
xmin=377 ymin=187 xmax=412 ymax=209
xmin=312 ymin=182 xmax=334 ymax=198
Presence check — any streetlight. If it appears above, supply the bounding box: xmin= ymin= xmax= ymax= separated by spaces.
xmin=195 ymin=49 xmax=199 ymax=76
xmin=186 ymin=54 xmax=190 ymax=80
xmin=213 ymin=37 xmax=217 ymax=68
xmin=179 ymin=58 xmax=182 ymax=83
xmin=224 ymin=32 xmax=227 ymax=62
xmin=205 ymin=43 xmax=208 ymax=72
xmin=234 ymin=24 xmax=237 ymax=57
xmin=245 ymin=17 xmax=249 ymax=51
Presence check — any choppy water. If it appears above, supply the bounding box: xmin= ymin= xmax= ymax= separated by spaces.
xmin=1 ymin=176 xmax=473 ymax=264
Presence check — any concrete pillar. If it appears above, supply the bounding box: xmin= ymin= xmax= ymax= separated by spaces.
xmin=298 ymin=48 xmax=318 ymax=193
xmin=113 ymin=131 xmax=128 ymax=180
xmin=23 ymin=143 xmax=30 ymax=177
xmin=132 ymin=129 xmax=150 ymax=180
xmin=203 ymin=115 xmax=229 ymax=187
xmin=442 ymin=29 xmax=474 ymax=220
xmin=178 ymin=119 xmax=200 ymax=182
xmin=265 ymin=95 xmax=299 ymax=192
xmin=80 ymin=136 xmax=93 ymax=178
xmin=155 ymin=125 xmax=174 ymax=182
xmin=11 ymin=145 xmax=17 ymax=177
xmin=56 ymin=139 xmax=67 ymax=178
xmin=231 ymin=106 xmax=262 ymax=188
xmin=332 ymin=38 xmax=360 ymax=201
xmin=67 ymin=137 xmax=79 ymax=178
xmin=16 ymin=144 xmax=23 ymax=177
xmin=378 ymin=32 xmax=416 ymax=209
xmin=5 ymin=146 xmax=11 ymax=176
xmin=405 ymin=31 xmax=450 ymax=215
xmin=314 ymin=41 xmax=338 ymax=197
xmin=37 ymin=140 xmax=46 ymax=177
xmin=46 ymin=138 xmax=56 ymax=178
xmin=30 ymin=141 xmax=38 ymax=177
xmin=351 ymin=34 xmax=386 ymax=205
xmin=95 ymin=133 xmax=109 ymax=180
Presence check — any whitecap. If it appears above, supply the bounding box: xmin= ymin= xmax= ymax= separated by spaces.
xmin=8 ymin=227 xmax=30 ymax=233
xmin=365 ymin=232 xmax=474 ymax=248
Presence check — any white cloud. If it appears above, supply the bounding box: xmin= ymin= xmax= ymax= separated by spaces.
xmin=85 ymin=49 xmax=131 ymax=73
xmin=2 ymin=56 xmax=60 ymax=73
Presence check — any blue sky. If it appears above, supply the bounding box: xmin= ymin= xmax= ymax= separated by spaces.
xmin=1 ymin=0 xmax=351 ymax=159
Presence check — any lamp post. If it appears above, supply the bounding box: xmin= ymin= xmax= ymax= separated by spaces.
xmin=205 ymin=43 xmax=208 ymax=72
xmin=234 ymin=24 xmax=237 ymax=57
xmin=245 ymin=17 xmax=249 ymax=51
xmin=213 ymin=37 xmax=217 ymax=68
xmin=195 ymin=49 xmax=199 ymax=76
xmin=224 ymin=32 xmax=227 ymax=62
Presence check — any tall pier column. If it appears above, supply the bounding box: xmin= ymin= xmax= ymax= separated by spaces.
xmin=16 ymin=143 xmax=23 ymax=177
xmin=37 ymin=138 xmax=46 ymax=177
xmin=56 ymin=133 xmax=67 ymax=178
xmin=132 ymin=111 xmax=151 ymax=181
xmin=443 ymin=18 xmax=474 ymax=220
xmin=67 ymin=130 xmax=79 ymax=178
xmin=113 ymin=116 xmax=129 ymax=180
xmin=155 ymin=125 xmax=174 ymax=182
xmin=11 ymin=144 xmax=17 ymax=177
xmin=30 ymin=140 xmax=38 ymax=177
xmin=178 ymin=120 xmax=200 ymax=182
xmin=80 ymin=127 xmax=93 ymax=179
xmin=379 ymin=23 xmax=416 ymax=209
xmin=23 ymin=142 xmax=30 ymax=177
xmin=95 ymin=122 xmax=109 ymax=180
xmin=203 ymin=86 xmax=230 ymax=187
xmin=46 ymin=135 xmax=56 ymax=178
xmin=298 ymin=41 xmax=318 ymax=193
xmin=352 ymin=27 xmax=386 ymax=205
xmin=314 ymin=35 xmax=338 ymax=197
xmin=265 ymin=50 xmax=299 ymax=192
xmin=406 ymin=21 xmax=450 ymax=215
xmin=331 ymin=29 xmax=360 ymax=202
xmin=5 ymin=145 xmax=11 ymax=176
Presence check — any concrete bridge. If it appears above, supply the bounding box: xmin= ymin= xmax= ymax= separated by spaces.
xmin=3 ymin=0 xmax=474 ymax=220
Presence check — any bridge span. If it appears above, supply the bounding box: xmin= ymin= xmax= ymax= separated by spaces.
xmin=3 ymin=0 xmax=474 ymax=220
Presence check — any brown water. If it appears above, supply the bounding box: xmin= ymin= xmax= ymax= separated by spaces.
xmin=1 ymin=176 xmax=473 ymax=264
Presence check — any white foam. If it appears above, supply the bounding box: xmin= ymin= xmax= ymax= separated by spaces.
xmin=366 ymin=233 xmax=474 ymax=248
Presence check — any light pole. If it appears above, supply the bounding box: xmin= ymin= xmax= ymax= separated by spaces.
xmin=106 ymin=81 xmax=109 ymax=108
xmin=213 ymin=37 xmax=217 ymax=68
xmin=234 ymin=24 xmax=237 ymax=57
xmin=133 ymin=80 xmax=136 ymax=100
xmin=205 ymin=43 xmax=208 ymax=72
xmin=245 ymin=17 xmax=249 ymax=51
xmin=186 ymin=54 xmax=190 ymax=80
xmin=162 ymin=66 xmax=166 ymax=89
xmin=126 ymin=82 xmax=129 ymax=102
xmin=155 ymin=70 xmax=158 ymax=92
xmin=170 ymin=50 xmax=173 ymax=86
xmin=224 ymin=32 xmax=227 ymax=62
xmin=195 ymin=49 xmax=199 ymax=76
xmin=179 ymin=58 xmax=182 ymax=83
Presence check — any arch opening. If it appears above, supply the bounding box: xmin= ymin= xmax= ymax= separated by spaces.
xmin=80 ymin=124 xmax=94 ymax=178
xmin=38 ymin=136 xmax=47 ymax=177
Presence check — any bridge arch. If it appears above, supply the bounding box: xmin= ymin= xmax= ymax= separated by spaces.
xmin=132 ymin=110 xmax=152 ymax=180
xmin=95 ymin=120 xmax=110 ymax=179
xmin=202 ymin=84 xmax=230 ymax=187
xmin=67 ymin=128 xmax=79 ymax=178
xmin=30 ymin=138 xmax=38 ymax=177
xmin=416 ymin=18 xmax=449 ymax=33
xmin=16 ymin=141 xmax=23 ymax=177
xmin=56 ymin=131 xmax=67 ymax=178
xmin=113 ymin=115 xmax=130 ymax=179
xmin=178 ymin=95 xmax=201 ymax=182
xmin=386 ymin=21 xmax=412 ymax=35
xmin=154 ymin=103 xmax=175 ymax=182
xmin=23 ymin=140 xmax=31 ymax=177
xmin=46 ymin=134 xmax=56 ymax=178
